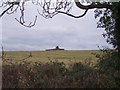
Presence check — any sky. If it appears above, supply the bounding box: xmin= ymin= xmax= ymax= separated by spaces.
xmin=0 ymin=2 xmax=113 ymax=51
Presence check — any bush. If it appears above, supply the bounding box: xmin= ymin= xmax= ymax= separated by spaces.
xmin=2 ymin=61 xmax=70 ymax=88
xmin=67 ymin=62 xmax=92 ymax=81
xmin=81 ymin=70 xmax=117 ymax=88
xmin=96 ymin=49 xmax=120 ymax=87
xmin=2 ymin=60 xmax=118 ymax=88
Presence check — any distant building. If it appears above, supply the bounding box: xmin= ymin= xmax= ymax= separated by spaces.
xmin=46 ymin=46 xmax=64 ymax=51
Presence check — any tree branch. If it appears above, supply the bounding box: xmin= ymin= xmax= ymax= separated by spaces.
xmin=0 ymin=4 xmax=14 ymax=18
xmin=0 ymin=2 xmax=19 ymax=18
xmin=0 ymin=0 xmax=113 ymax=27
xmin=15 ymin=16 xmax=37 ymax=28
xmin=58 ymin=9 xmax=88 ymax=18
xmin=74 ymin=0 xmax=112 ymax=9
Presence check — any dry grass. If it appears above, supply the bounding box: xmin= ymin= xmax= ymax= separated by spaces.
xmin=3 ymin=50 xmax=101 ymax=66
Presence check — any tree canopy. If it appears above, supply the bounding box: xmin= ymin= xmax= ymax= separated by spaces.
xmin=95 ymin=2 xmax=120 ymax=55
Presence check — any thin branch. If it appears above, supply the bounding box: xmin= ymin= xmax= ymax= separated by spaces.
xmin=15 ymin=16 xmax=37 ymax=28
xmin=58 ymin=9 xmax=88 ymax=18
xmin=0 ymin=4 xmax=14 ymax=18
xmin=0 ymin=1 xmax=19 ymax=18
xmin=22 ymin=51 xmax=32 ymax=60
xmin=1 ymin=45 xmax=5 ymax=60
xmin=6 ymin=5 xmax=19 ymax=14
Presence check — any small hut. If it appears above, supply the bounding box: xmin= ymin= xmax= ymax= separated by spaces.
xmin=46 ymin=46 xmax=64 ymax=51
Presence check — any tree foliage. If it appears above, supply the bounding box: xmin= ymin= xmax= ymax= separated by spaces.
xmin=93 ymin=2 xmax=120 ymax=87
xmin=94 ymin=2 xmax=120 ymax=54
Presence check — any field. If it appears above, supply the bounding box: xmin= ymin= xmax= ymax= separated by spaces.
xmin=2 ymin=50 xmax=118 ymax=88
xmin=3 ymin=50 xmax=100 ymax=66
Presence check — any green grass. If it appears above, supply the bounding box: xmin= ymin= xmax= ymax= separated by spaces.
xmin=3 ymin=50 xmax=101 ymax=66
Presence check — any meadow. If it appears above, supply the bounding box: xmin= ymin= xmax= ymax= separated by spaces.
xmin=3 ymin=50 xmax=100 ymax=65
xmin=2 ymin=50 xmax=117 ymax=88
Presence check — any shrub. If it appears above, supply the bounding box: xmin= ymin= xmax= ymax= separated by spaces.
xmin=96 ymin=49 xmax=120 ymax=87
xmin=67 ymin=62 xmax=92 ymax=81
xmin=81 ymin=70 xmax=117 ymax=88
xmin=2 ymin=60 xmax=118 ymax=88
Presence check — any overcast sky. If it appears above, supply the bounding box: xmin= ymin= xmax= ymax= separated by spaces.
xmin=1 ymin=2 xmax=112 ymax=51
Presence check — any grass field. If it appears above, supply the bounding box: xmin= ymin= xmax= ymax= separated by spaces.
xmin=3 ymin=50 xmax=101 ymax=66
xmin=2 ymin=50 xmax=118 ymax=88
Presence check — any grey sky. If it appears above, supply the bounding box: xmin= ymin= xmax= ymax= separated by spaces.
xmin=1 ymin=3 xmax=112 ymax=51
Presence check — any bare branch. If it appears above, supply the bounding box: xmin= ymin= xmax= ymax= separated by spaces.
xmin=0 ymin=0 xmax=113 ymax=27
xmin=0 ymin=1 xmax=20 ymax=17
xmin=15 ymin=16 xmax=37 ymax=28
xmin=58 ymin=9 xmax=88 ymax=18
xmin=1 ymin=45 xmax=5 ymax=60
xmin=22 ymin=51 xmax=32 ymax=60
xmin=6 ymin=5 xmax=19 ymax=14
xmin=38 ymin=0 xmax=73 ymax=18
xmin=0 ymin=4 xmax=14 ymax=17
